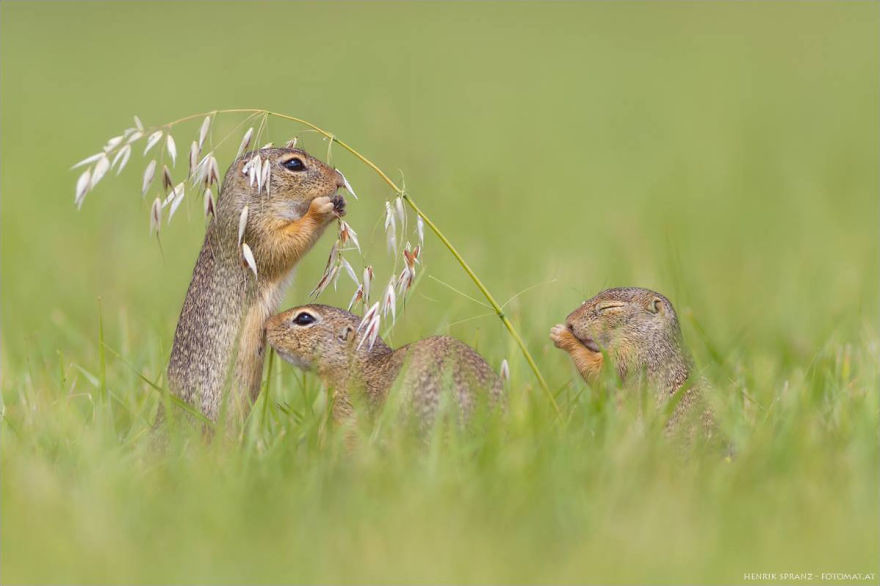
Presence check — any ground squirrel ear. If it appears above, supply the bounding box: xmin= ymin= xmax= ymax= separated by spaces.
xmin=338 ymin=325 xmax=354 ymax=343
xmin=648 ymin=297 xmax=663 ymax=314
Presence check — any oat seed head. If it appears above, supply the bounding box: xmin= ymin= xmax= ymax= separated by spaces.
xmin=236 ymin=127 xmax=254 ymax=160
xmin=339 ymin=221 xmax=360 ymax=253
xmin=161 ymin=188 xmax=176 ymax=209
xmin=112 ymin=145 xmax=132 ymax=175
xmin=104 ymin=135 xmax=124 ymax=152
xmin=310 ymin=242 xmax=341 ymax=298
xmin=203 ymin=187 xmax=214 ymax=219
xmin=198 ymin=116 xmax=211 ymax=149
xmin=150 ymin=197 xmax=162 ymax=233
xmin=363 ymin=266 xmax=373 ymax=302
xmin=356 ymin=302 xmax=381 ymax=351
xmin=238 ymin=205 xmax=249 ymax=247
xmin=382 ymin=278 xmax=397 ymax=325
xmin=340 ymin=257 xmax=359 ymax=286
xmin=394 ymin=196 xmax=406 ymax=231
xmin=167 ymin=183 xmax=186 ymax=222
xmin=142 ymin=160 xmax=156 ymax=196
xmin=162 ymin=165 xmax=174 ymax=192
xmin=208 ymin=156 xmax=219 ymax=186
xmin=241 ymin=243 xmax=258 ymax=278
xmin=339 ymin=170 xmax=358 ymax=199
xmin=188 ymin=142 xmax=199 ymax=177
xmin=166 ymin=135 xmax=177 ymax=166
xmin=261 ymin=159 xmax=271 ymax=195
xmin=72 ymin=152 xmax=104 ymax=170
xmin=384 ymin=201 xmax=397 ymax=253
xmin=89 ymin=155 xmax=110 ymax=189
xmin=75 ymin=169 xmax=91 ymax=208
xmin=144 ymin=130 xmax=163 ymax=155
xmin=348 ymin=284 xmax=364 ymax=311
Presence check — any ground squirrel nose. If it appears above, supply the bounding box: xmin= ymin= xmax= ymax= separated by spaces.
xmin=333 ymin=170 xmax=345 ymax=189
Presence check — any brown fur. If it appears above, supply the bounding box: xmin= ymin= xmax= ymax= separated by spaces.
xmin=166 ymin=148 xmax=345 ymax=422
xmin=265 ymin=304 xmax=504 ymax=426
xmin=551 ymin=287 xmax=704 ymax=427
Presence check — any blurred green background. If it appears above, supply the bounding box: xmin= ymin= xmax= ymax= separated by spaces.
xmin=2 ymin=2 xmax=877 ymax=584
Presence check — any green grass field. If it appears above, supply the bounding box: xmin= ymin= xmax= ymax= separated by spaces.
xmin=2 ymin=2 xmax=878 ymax=584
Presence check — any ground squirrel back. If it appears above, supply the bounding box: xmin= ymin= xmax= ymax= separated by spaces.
xmin=265 ymin=304 xmax=504 ymax=427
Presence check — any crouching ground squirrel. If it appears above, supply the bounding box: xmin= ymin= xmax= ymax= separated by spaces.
xmin=265 ymin=304 xmax=504 ymax=427
xmin=551 ymin=287 xmax=706 ymax=428
xmin=167 ymin=148 xmax=346 ymax=422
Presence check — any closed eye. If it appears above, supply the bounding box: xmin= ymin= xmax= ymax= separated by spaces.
xmin=292 ymin=312 xmax=316 ymax=326
xmin=598 ymin=304 xmax=624 ymax=311
xmin=282 ymin=157 xmax=306 ymax=172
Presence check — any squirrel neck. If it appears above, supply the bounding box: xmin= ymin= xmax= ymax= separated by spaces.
xmin=618 ymin=326 xmax=691 ymax=395
xmin=166 ymin=218 xmax=290 ymax=421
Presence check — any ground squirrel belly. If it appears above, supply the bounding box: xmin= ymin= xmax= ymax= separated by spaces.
xmin=265 ymin=304 xmax=504 ymax=425
xmin=551 ymin=287 xmax=701 ymax=424
xmin=167 ymin=148 xmax=345 ymax=422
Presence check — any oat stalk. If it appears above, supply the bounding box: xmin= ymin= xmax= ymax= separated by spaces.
xmin=78 ymin=108 xmax=560 ymax=417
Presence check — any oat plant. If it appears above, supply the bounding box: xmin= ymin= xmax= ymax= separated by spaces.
xmin=72 ymin=109 xmax=560 ymax=415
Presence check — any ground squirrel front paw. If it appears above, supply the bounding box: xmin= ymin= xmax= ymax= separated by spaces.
xmin=331 ymin=194 xmax=346 ymax=217
xmin=551 ymin=324 xmax=601 ymax=354
xmin=550 ymin=324 xmax=573 ymax=349
xmin=308 ymin=196 xmax=337 ymax=223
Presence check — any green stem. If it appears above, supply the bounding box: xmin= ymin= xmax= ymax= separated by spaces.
xmin=97 ymin=297 xmax=107 ymax=402
xmin=399 ymin=195 xmax=559 ymax=415
xmin=159 ymin=108 xmax=560 ymax=417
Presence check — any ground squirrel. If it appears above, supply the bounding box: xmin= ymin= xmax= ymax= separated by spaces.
xmin=265 ymin=304 xmax=504 ymax=426
xmin=167 ymin=148 xmax=345 ymax=422
xmin=551 ymin=287 xmax=702 ymax=426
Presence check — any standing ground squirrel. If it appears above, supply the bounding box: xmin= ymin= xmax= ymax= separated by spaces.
xmin=265 ymin=304 xmax=504 ymax=426
xmin=167 ymin=148 xmax=345 ymax=422
xmin=551 ymin=287 xmax=704 ymax=427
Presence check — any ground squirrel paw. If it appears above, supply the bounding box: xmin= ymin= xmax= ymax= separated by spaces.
xmin=309 ymin=196 xmax=336 ymax=217
xmin=550 ymin=324 xmax=569 ymax=348
xmin=331 ymin=194 xmax=346 ymax=217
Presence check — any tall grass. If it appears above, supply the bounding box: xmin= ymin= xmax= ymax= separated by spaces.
xmin=2 ymin=2 xmax=878 ymax=583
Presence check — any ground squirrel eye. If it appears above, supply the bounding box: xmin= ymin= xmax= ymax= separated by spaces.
xmin=282 ymin=157 xmax=306 ymax=172
xmin=292 ymin=312 xmax=316 ymax=326
xmin=598 ymin=304 xmax=624 ymax=312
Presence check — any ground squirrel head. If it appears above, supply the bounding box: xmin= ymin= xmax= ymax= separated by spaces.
xmin=562 ymin=287 xmax=689 ymax=387
xmin=216 ymin=148 xmax=345 ymax=238
xmin=265 ymin=304 xmax=390 ymax=375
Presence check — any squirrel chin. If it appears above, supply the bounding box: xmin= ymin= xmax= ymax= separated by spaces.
xmin=272 ymin=347 xmax=313 ymax=371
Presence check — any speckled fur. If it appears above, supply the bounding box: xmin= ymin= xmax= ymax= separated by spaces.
xmin=265 ymin=304 xmax=504 ymax=426
xmin=552 ymin=287 xmax=705 ymax=427
xmin=166 ymin=148 xmax=345 ymax=422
